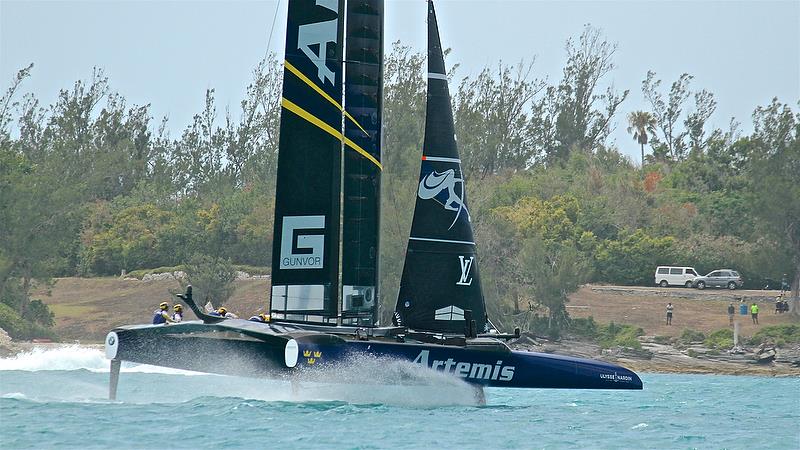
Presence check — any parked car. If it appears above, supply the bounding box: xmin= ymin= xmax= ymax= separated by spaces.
xmin=691 ymin=269 xmax=744 ymax=290
xmin=655 ymin=266 xmax=700 ymax=287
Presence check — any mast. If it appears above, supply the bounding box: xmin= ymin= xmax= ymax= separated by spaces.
xmin=394 ymin=0 xmax=488 ymax=334
xmin=341 ymin=0 xmax=384 ymax=326
xmin=270 ymin=0 xmax=346 ymax=323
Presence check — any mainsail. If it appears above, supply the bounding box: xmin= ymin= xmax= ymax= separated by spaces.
xmin=270 ymin=0 xmax=346 ymax=323
xmin=341 ymin=0 xmax=384 ymax=326
xmin=395 ymin=0 xmax=488 ymax=333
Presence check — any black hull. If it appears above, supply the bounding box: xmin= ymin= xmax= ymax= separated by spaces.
xmin=106 ymin=321 xmax=642 ymax=390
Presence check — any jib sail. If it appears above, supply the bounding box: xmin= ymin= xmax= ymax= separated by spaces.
xmin=270 ymin=0 xmax=346 ymax=323
xmin=394 ymin=0 xmax=488 ymax=334
xmin=341 ymin=0 xmax=384 ymax=326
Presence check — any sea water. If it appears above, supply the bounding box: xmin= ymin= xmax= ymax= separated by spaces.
xmin=0 ymin=346 xmax=798 ymax=449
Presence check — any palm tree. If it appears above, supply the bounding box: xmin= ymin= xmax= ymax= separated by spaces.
xmin=626 ymin=111 xmax=657 ymax=167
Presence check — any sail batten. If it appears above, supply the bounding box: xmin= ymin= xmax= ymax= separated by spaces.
xmin=394 ymin=0 xmax=488 ymax=334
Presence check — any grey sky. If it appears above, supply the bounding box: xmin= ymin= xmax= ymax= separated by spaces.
xmin=2 ymin=0 xmax=798 ymax=162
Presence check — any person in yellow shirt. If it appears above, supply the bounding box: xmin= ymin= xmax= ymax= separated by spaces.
xmin=750 ymin=303 xmax=759 ymax=325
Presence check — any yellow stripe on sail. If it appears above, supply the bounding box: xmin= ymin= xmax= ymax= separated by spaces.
xmin=284 ymin=60 xmax=370 ymax=137
xmin=281 ymin=98 xmax=382 ymax=171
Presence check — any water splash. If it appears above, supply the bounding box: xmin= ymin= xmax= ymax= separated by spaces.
xmin=0 ymin=346 xmax=484 ymax=406
xmin=0 ymin=345 xmax=204 ymax=375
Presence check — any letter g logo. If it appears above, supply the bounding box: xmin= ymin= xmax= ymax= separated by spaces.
xmin=280 ymin=215 xmax=325 ymax=270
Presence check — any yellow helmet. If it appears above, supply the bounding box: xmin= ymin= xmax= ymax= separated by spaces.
xmin=218 ymin=307 xmax=227 ymax=315
xmin=159 ymin=302 xmax=169 ymax=310
xmin=174 ymin=304 xmax=182 ymax=311
xmin=259 ymin=313 xmax=269 ymax=322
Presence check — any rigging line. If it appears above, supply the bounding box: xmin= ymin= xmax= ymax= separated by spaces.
xmin=284 ymin=60 xmax=371 ymax=138
xmin=263 ymin=0 xmax=282 ymax=62
xmin=281 ymin=98 xmax=382 ymax=171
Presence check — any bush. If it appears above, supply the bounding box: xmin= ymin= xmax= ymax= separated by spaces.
xmin=749 ymin=325 xmax=800 ymax=347
xmin=598 ymin=322 xmax=644 ymax=349
xmin=704 ymin=328 xmax=734 ymax=349
xmin=0 ymin=303 xmax=58 ymax=341
xmin=679 ymin=329 xmax=706 ymax=343
xmin=568 ymin=316 xmax=598 ymax=338
xmin=527 ymin=314 xmax=561 ymax=340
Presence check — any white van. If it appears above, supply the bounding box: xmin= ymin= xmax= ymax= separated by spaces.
xmin=655 ymin=266 xmax=699 ymax=287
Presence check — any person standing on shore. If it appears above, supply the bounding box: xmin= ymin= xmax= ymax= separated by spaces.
xmin=728 ymin=303 xmax=735 ymax=326
xmin=750 ymin=303 xmax=759 ymax=325
xmin=666 ymin=302 xmax=674 ymax=325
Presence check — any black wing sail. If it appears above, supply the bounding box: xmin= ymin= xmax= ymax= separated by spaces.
xmin=270 ymin=0 xmax=346 ymax=323
xmin=394 ymin=0 xmax=487 ymax=334
xmin=341 ymin=0 xmax=384 ymax=326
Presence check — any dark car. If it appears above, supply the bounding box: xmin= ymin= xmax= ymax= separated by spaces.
xmin=691 ymin=269 xmax=744 ymax=290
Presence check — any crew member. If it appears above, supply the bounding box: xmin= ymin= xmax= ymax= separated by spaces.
xmin=152 ymin=302 xmax=173 ymax=324
xmin=172 ymin=304 xmax=184 ymax=323
xmin=750 ymin=302 xmax=759 ymax=325
xmin=666 ymin=302 xmax=674 ymax=325
xmin=210 ymin=307 xmax=231 ymax=318
xmin=727 ymin=303 xmax=735 ymax=326
xmin=248 ymin=313 xmax=270 ymax=323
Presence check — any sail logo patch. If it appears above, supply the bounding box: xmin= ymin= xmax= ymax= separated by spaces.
xmin=435 ymin=305 xmax=464 ymax=321
xmin=280 ymin=215 xmax=325 ymax=269
xmin=412 ymin=350 xmax=515 ymax=381
xmin=417 ymin=168 xmax=470 ymax=229
xmin=297 ymin=0 xmax=339 ymax=85
xmin=456 ymin=255 xmax=475 ymax=285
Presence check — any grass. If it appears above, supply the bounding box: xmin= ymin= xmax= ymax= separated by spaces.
xmin=749 ymin=324 xmax=800 ymax=347
xmin=48 ymin=304 xmax=96 ymax=320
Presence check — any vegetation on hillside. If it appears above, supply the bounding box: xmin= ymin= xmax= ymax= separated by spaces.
xmin=1 ymin=26 xmax=798 ymax=338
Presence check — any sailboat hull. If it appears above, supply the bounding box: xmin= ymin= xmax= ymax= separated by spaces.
xmin=106 ymin=321 xmax=642 ymax=390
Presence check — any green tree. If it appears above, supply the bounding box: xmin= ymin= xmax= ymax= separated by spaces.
xmin=517 ymin=236 xmax=590 ymax=333
xmin=182 ymin=254 xmax=236 ymax=309
xmin=454 ymin=61 xmax=544 ymax=177
xmin=544 ymin=25 xmax=629 ymax=163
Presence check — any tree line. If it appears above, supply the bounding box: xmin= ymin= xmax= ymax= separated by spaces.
xmin=1 ymin=26 xmax=797 ymax=338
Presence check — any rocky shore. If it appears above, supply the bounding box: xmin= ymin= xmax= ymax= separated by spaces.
xmin=509 ymin=334 xmax=800 ymax=377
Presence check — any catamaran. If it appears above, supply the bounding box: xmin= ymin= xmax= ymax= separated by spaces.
xmin=105 ymin=0 xmax=642 ymax=400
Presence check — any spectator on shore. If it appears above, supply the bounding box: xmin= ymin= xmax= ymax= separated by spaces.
xmin=666 ymin=302 xmax=674 ymax=325
xmin=750 ymin=303 xmax=759 ymax=325
xmin=728 ymin=303 xmax=735 ymax=326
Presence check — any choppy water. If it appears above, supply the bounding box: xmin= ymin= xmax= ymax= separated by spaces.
xmin=0 ymin=346 xmax=798 ymax=449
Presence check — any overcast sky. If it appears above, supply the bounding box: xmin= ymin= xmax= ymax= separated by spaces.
xmin=1 ymin=0 xmax=798 ymax=162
